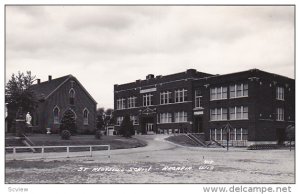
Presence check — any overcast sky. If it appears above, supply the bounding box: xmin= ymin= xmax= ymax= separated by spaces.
xmin=6 ymin=6 xmax=294 ymax=109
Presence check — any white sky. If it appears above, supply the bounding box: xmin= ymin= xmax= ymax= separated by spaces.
xmin=6 ymin=6 xmax=294 ymax=109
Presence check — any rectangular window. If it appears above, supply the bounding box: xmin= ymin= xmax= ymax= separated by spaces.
xmin=236 ymin=128 xmax=241 ymax=140
xmin=276 ymin=87 xmax=284 ymax=100
xmin=210 ymin=108 xmax=227 ymax=121
xmin=143 ymin=93 xmax=153 ymax=106
xmin=276 ymin=108 xmax=284 ymax=121
xmin=160 ymin=91 xmax=172 ymax=104
xmin=116 ymin=116 xmax=123 ymax=125
xmin=130 ymin=115 xmax=139 ymax=125
xmin=229 ymin=106 xmax=249 ymax=120
xmin=229 ymin=107 xmax=235 ymax=120
xmin=210 ymin=87 xmax=227 ymax=100
xmin=160 ymin=113 xmax=172 ymax=123
xmin=127 ymin=97 xmax=137 ymax=108
xmin=174 ymin=112 xmax=187 ymax=122
xmin=175 ymin=89 xmax=188 ymax=103
xmin=229 ymin=83 xmax=248 ymax=98
xmin=242 ymin=128 xmax=248 ymax=140
xmin=195 ymin=89 xmax=202 ymax=108
xmin=117 ymin=98 xmax=126 ymax=110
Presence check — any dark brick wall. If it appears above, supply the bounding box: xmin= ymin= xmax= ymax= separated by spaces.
xmin=114 ymin=68 xmax=295 ymax=142
xmin=194 ymin=69 xmax=295 ymax=142
xmin=36 ymin=77 xmax=97 ymax=133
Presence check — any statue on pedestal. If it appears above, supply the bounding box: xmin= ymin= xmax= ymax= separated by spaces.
xmin=26 ymin=112 xmax=32 ymax=126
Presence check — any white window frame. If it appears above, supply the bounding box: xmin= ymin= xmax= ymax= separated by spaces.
xmin=83 ymin=108 xmax=89 ymax=125
xmin=174 ymin=111 xmax=188 ymax=122
xmin=276 ymin=86 xmax=284 ymax=100
xmin=276 ymin=108 xmax=284 ymax=121
xmin=195 ymin=90 xmax=202 ymax=108
xmin=229 ymin=106 xmax=249 ymax=120
xmin=210 ymin=108 xmax=227 ymax=121
xmin=210 ymin=87 xmax=227 ymax=100
xmin=117 ymin=98 xmax=126 ymax=110
xmin=229 ymin=83 xmax=248 ymax=98
xmin=160 ymin=113 xmax=172 ymax=123
xmin=127 ymin=96 xmax=137 ymax=108
xmin=143 ymin=93 xmax=153 ymax=107
xmin=160 ymin=91 xmax=172 ymax=104
xmin=175 ymin=89 xmax=188 ymax=103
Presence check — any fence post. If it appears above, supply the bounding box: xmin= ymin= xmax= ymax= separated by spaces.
xmin=13 ymin=147 xmax=16 ymax=160
xmin=90 ymin=146 xmax=92 ymax=157
xmin=108 ymin=145 xmax=110 ymax=158
xmin=41 ymin=146 xmax=44 ymax=159
xmin=67 ymin=146 xmax=69 ymax=158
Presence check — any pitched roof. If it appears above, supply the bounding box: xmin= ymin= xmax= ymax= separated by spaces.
xmin=30 ymin=75 xmax=97 ymax=104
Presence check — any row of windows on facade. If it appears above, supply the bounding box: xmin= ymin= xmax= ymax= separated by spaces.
xmin=116 ymin=89 xmax=188 ymax=109
xmin=210 ymin=128 xmax=248 ymax=141
xmin=116 ymin=85 xmax=285 ymax=110
xmin=116 ymin=111 xmax=188 ymax=125
xmin=53 ymin=107 xmax=89 ymax=125
xmin=115 ymin=106 xmax=285 ymax=125
xmin=210 ymin=107 xmax=285 ymax=121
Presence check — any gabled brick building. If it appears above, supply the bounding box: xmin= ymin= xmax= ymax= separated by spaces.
xmin=30 ymin=75 xmax=97 ymax=134
xmin=114 ymin=68 xmax=295 ymax=145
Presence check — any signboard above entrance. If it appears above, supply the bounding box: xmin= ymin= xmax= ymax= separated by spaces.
xmin=140 ymin=88 xmax=157 ymax=93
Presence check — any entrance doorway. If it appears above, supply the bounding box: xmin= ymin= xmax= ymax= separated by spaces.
xmin=194 ymin=115 xmax=203 ymax=133
xmin=140 ymin=116 xmax=155 ymax=134
xmin=276 ymin=128 xmax=285 ymax=145
xmin=146 ymin=123 xmax=154 ymax=133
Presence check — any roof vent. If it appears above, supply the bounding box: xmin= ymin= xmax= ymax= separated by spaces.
xmin=37 ymin=79 xmax=41 ymax=84
xmin=48 ymin=75 xmax=52 ymax=82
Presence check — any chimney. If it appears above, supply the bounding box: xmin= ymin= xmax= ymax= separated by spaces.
xmin=146 ymin=74 xmax=154 ymax=80
xmin=48 ymin=75 xmax=52 ymax=82
xmin=37 ymin=79 xmax=41 ymax=84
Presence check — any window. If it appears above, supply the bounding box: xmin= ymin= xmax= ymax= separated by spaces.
xmin=83 ymin=109 xmax=89 ymax=125
xmin=160 ymin=113 xmax=172 ymax=123
xmin=210 ymin=128 xmax=248 ymax=141
xmin=195 ymin=89 xmax=202 ymax=108
xmin=130 ymin=115 xmax=139 ymax=125
xmin=117 ymin=98 xmax=126 ymax=110
xmin=116 ymin=117 xmax=124 ymax=125
xmin=175 ymin=89 xmax=188 ymax=103
xmin=174 ymin=112 xmax=187 ymax=122
xmin=210 ymin=108 xmax=227 ymax=121
xmin=229 ymin=84 xmax=248 ymax=98
xmin=53 ymin=106 xmax=60 ymax=124
xmin=127 ymin=97 xmax=137 ymax=108
xmin=241 ymin=128 xmax=248 ymax=140
xmin=229 ymin=106 xmax=248 ymax=120
xmin=276 ymin=87 xmax=284 ymax=100
xmin=276 ymin=108 xmax=284 ymax=121
xmin=160 ymin=91 xmax=172 ymax=104
xmin=210 ymin=87 xmax=227 ymax=100
xmin=143 ymin=93 xmax=153 ymax=106
xmin=69 ymin=89 xmax=75 ymax=105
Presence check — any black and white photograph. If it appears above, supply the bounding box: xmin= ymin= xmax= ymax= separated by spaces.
xmin=3 ymin=3 xmax=296 ymax=191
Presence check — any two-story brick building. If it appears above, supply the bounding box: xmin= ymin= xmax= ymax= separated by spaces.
xmin=30 ymin=75 xmax=97 ymax=134
xmin=114 ymin=68 xmax=294 ymax=145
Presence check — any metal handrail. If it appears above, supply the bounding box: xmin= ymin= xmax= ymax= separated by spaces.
xmin=5 ymin=145 xmax=110 ymax=160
